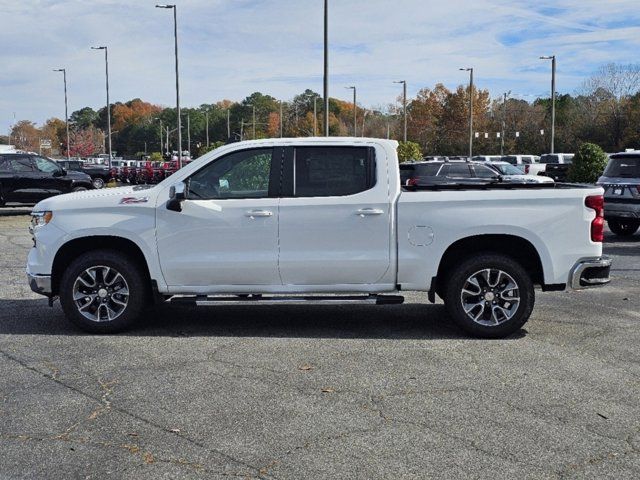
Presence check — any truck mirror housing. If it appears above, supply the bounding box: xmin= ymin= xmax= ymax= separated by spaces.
xmin=167 ymin=182 xmax=186 ymax=212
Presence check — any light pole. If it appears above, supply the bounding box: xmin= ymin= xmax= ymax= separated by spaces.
xmin=460 ymin=67 xmax=474 ymax=158
xmin=91 ymin=46 xmax=112 ymax=168
xmin=205 ymin=111 xmax=209 ymax=147
xmin=156 ymin=4 xmax=182 ymax=167
xmin=53 ymin=68 xmax=70 ymax=160
xmin=540 ymin=55 xmax=556 ymax=153
xmin=186 ymin=113 xmax=191 ymax=154
xmin=393 ymin=80 xmax=407 ymax=142
xmin=500 ymin=91 xmax=510 ymax=155
xmin=345 ymin=86 xmax=356 ymax=136
xmin=323 ymin=0 xmax=329 ymax=136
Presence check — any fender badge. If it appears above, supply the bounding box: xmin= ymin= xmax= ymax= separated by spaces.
xmin=120 ymin=197 xmax=148 ymax=204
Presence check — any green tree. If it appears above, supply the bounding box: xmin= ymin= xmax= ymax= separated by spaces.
xmin=397 ymin=141 xmax=422 ymax=162
xmin=70 ymin=107 xmax=99 ymax=129
xmin=568 ymin=143 xmax=609 ymax=183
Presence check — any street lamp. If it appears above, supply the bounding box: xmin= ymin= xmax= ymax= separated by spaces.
xmin=53 ymin=68 xmax=70 ymax=160
xmin=91 ymin=47 xmax=112 ymax=168
xmin=459 ymin=68 xmax=474 ymax=158
xmin=540 ymin=55 xmax=556 ymax=153
xmin=345 ymin=86 xmax=356 ymax=136
xmin=500 ymin=91 xmax=511 ymax=155
xmin=156 ymin=4 xmax=182 ymax=167
xmin=393 ymin=80 xmax=407 ymax=142
xmin=323 ymin=0 xmax=329 ymax=136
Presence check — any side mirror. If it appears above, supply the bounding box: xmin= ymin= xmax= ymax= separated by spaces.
xmin=53 ymin=168 xmax=66 ymax=177
xmin=167 ymin=181 xmax=186 ymax=212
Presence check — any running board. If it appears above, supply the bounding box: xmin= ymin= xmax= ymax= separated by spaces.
xmin=169 ymin=294 xmax=404 ymax=306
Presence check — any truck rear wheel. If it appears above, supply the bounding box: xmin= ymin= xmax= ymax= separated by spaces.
xmin=59 ymin=250 xmax=148 ymax=333
xmin=444 ymin=253 xmax=535 ymax=338
xmin=608 ymin=219 xmax=639 ymax=237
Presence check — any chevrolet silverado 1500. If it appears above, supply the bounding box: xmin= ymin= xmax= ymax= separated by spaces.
xmin=27 ymin=138 xmax=611 ymax=338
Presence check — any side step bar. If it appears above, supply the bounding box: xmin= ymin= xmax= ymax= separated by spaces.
xmin=170 ymin=294 xmax=404 ymax=306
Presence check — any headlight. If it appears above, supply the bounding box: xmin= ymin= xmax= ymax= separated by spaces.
xmin=30 ymin=211 xmax=53 ymax=229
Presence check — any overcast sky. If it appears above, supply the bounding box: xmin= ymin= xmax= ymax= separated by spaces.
xmin=1 ymin=0 xmax=639 ymax=131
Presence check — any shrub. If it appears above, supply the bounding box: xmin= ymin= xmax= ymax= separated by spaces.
xmin=397 ymin=141 xmax=423 ymax=163
xmin=568 ymin=143 xmax=608 ymax=183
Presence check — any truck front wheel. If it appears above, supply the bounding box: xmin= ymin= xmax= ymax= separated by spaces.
xmin=444 ymin=254 xmax=535 ymax=338
xmin=59 ymin=250 xmax=148 ymax=333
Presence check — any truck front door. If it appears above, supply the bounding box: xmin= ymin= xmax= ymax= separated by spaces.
xmin=156 ymin=147 xmax=282 ymax=289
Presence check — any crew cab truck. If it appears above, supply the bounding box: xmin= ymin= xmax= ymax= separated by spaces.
xmin=27 ymin=138 xmax=611 ymax=338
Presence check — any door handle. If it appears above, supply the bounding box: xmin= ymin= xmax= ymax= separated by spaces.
xmin=245 ymin=210 xmax=273 ymax=218
xmin=356 ymin=208 xmax=384 ymax=217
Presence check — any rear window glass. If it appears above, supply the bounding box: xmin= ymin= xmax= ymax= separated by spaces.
xmin=502 ymin=156 xmax=517 ymax=165
xmin=604 ymin=156 xmax=640 ymax=178
xmin=540 ymin=154 xmax=559 ymax=164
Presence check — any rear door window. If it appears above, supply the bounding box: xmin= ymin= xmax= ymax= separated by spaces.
xmin=291 ymin=146 xmax=375 ymax=197
xmin=7 ymin=155 xmax=34 ymax=172
xmin=444 ymin=164 xmax=472 ymax=178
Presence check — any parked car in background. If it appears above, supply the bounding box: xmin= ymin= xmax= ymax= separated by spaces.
xmin=0 ymin=153 xmax=93 ymax=206
xmin=529 ymin=153 xmax=574 ymax=179
xmin=472 ymin=155 xmax=507 ymax=163
xmin=56 ymin=159 xmax=111 ymax=189
xmin=597 ymin=151 xmax=640 ymax=236
xmin=486 ymin=161 xmax=554 ymax=183
xmin=400 ymin=160 xmax=499 ymax=185
xmin=400 ymin=159 xmax=551 ymax=185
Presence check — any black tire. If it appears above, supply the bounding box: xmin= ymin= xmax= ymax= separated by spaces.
xmin=59 ymin=249 xmax=149 ymax=333
xmin=72 ymin=186 xmax=88 ymax=192
xmin=92 ymin=177 xmax=105 ymax=189
xmin=608 ymin=219 xmax=639 ymax=237
xmin=444 ymin=253 xmax=535 ymax=338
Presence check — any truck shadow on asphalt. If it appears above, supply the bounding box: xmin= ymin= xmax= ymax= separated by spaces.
xmin=0 ymin=299 xmax=527 ymax=340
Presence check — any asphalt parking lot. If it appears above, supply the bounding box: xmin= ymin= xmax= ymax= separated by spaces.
xmin=0 ymin=209 xmax=639 ymax=479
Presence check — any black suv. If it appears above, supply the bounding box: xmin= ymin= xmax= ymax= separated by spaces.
xmin=597 ymin=152 xmax=640 ymax=236
xmin=400 ymin=160 xmax=501 ymax=186
xmin=56 ymin=159 xmax=111 ymax=189
xmin=0 ymin=153 xmax=93 ymax=206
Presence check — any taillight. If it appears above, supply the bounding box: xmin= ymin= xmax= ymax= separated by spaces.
xmin=524 ymin=165 xmax=530 ymax=174
xmin=407 ymin=178 xmax=418 ymax=186
xmin=585 ymin=195 xmax=604 ymax=242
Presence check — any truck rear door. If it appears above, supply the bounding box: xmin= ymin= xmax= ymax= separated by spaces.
xmin=277 ymin=145 xmax=392 ymax=286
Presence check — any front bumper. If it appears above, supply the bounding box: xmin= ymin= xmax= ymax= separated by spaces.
xmin=570 ymin=257 xmax=612 ymax=289
xmin=27 ymin=272 xmax=52 ymax=296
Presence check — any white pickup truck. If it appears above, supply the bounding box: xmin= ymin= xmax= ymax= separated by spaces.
xmin=27 ymin=138 xmax=611 ymax=338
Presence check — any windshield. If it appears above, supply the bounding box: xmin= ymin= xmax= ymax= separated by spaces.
xmin=603 ymin=156 xmax=640 ymax=178
xmin=494 ymin=163 xmax=524 ymax=175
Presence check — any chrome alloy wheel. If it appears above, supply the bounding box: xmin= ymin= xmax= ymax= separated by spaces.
xmin=72 ymin=266 xmax=129 ymax=322
xmin=460 ymin=268 xmax=520 ymax=326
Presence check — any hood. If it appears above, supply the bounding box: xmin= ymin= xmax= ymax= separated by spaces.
xmin=33 ymin=184 xmax=159 ymax=212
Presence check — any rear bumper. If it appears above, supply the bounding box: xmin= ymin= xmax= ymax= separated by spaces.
xmin=570 ymin=257 xmax=612 ymax=289
xmin=27 ymin=272 xmax=52 ymax=296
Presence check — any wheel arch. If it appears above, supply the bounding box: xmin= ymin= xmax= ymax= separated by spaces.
xmin=51 ymin=236 xmax=152 ymax=296
xmin=433 ymin=234 xmax=546 ymax=298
